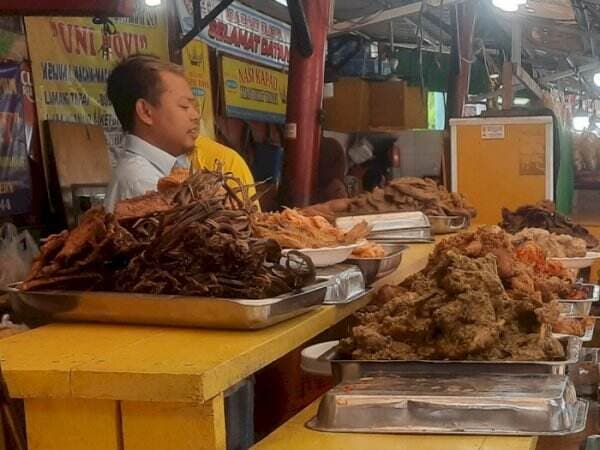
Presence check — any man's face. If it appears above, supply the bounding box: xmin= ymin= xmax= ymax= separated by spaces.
xmin=143 ymin=71 xmax=199 ymax=156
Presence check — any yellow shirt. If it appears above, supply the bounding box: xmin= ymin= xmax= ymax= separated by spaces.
xmin=190 ymin=136 xmax=257 ymax=205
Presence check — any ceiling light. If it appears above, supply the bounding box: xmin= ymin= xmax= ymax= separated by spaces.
xmin=492 ymin=0 xmax=526 ymax=12
xmin=514 ymin=97 xmax=530 ymax=106
xmin=594 ymin=72 xmax=600 ymax=87
xmin=490 ymin=73 xmax=500 ymax=79
xmin=573 ymin=114 xmax=590 ymax=131
xmin=144 ymin=0 xmax=161 ymax=5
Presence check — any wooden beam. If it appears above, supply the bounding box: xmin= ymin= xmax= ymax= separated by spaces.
xmin=329 ymin=0 xmax=467 ymax=36
xmin=502 ymin=62 xmax=514 ymax=109
xmin=513 ymin=64 xmax=544 ymax=99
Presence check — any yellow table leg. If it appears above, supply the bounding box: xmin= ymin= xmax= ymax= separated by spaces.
xmin=25 ymin=398 xmax=121 ymax=450
xmin=121 ymin=394 xmax=226 ymax=450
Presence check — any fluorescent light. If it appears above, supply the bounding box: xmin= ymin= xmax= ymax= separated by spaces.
xmin=145 ymin=0 xmax=161 ymax=5
xmin=490 ymin=73 xmax=500 ymax=79
xmin=273 ymin=0 xmax=287 ymax=4
xmin=573 ymin=115 xmax=590 ymax=131
xmin=514 ymin=97 xmax=530 ymax=106
xmin=492 ymin=0 xmax=526 ymax=12
xmin=594 ymin=72 xmax=600 ymax=87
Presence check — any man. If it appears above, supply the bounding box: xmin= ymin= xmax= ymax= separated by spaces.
xmin=104 ymin=54 xmax=200 ymax=211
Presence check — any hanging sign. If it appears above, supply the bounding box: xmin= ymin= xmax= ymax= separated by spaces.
xmin=175 ymin=0 xmax=290 ymax=69
xmin=221 ymin=55 xmax=287 ymax=124
xmin=0 ymin=63 xmax=32 ymax=216
xmin=182 ymin=40 xmax=215 ymax=139
xmin=24 ymin=0 xmax=169 ymax=152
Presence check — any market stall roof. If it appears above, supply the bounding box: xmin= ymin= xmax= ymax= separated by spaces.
xmin=241 ymin=0 xmax=600 ymax=95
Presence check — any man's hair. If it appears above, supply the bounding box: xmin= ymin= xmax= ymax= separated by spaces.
xmin=107 ymin=54 xmax=184 ymax=132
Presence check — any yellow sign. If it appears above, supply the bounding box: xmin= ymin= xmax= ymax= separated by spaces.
xmin=221 ymin=55 xmax=287 ymax=124
xmin=25 ymin=1 xmax=168 ymax=151
xmin=182 ymin=40 xmax=215 ymax=140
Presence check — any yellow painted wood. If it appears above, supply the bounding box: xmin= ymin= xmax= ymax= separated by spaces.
xmin=122 ymin=394 xmax=226 ymax=450
xmin=24 ymin=398 xmax=121 ymax=450
xmin=0 ymin=242 xmax=436 ymax=404
xmin=455 ymin=122 xmax=549 ymax=225
xmin=252 ymin=399 xmax=538 ymax=450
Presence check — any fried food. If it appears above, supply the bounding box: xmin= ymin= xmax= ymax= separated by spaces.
xmin=352 ymin=243 xmax=386 ymax=258
xmin=553 ymin=317 xmax=595 ymax=337
xmin=501 ymin=201 xmax=599 ymax=249
xmin=301 ymin=177 xmax=476 ymax=222
xmin=512 ymin=228 xmax=587 ymax=258
xmin=252 ymin=209 xmax=369 ymax=249
xmin=341 ymin=251 xmax=563 ymax=361
xmin=23 ymin=170 xmax=316 ymax=299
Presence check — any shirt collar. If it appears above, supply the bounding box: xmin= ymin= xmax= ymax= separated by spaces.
xmin=124 ymin=134 xmax=177 ymax=176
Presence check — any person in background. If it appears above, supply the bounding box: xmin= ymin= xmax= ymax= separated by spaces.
xmin=104 ymin=54 xmax=199 ymax=211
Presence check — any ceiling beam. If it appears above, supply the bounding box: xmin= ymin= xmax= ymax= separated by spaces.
xmin=329 ymin=0 xmax=467 ymax=36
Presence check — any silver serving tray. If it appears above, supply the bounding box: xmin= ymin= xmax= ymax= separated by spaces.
xmin=428 ymin=215 xmax=468 ymax=235
xmin=322 ymin=337 xmax=581 ymax=380
xmin=5 ymin=279 xmax=331 ymax=330
xmin=307 ymin=373 xmax=588 ymax=436
xmin=345 ymin=244 xmax=408 ymax=285
xmin=559 ymin=284 xmax=600 ymax=316
xmin=368 ymin=227 xmax=433 ymax=243
xmin=336 ymin=212 xmax=430 ymax=233
xmin=316 ymin=265 xmax=367 ymax=305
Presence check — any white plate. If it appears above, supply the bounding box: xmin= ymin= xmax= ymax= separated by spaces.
xmin=282 ymin=242 xmax=365 ymax=267
xmin=549 ymin=252 xmax=600 ymax=269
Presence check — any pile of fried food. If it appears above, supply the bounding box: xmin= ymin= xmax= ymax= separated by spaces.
xmin=512 ymin=228 xmax=587 ymax=258
xmin=501 ymin=201 xmax=599 ymax=249
xmin=342 ymin=226 xmax=589 ymax=361
xmin=22 ymin=169 xmax=316 ymax=299
xmin=301 ymin=177 xmax=477 ymax=222
xmin=253 ymin=208 xmax=369 ymax=249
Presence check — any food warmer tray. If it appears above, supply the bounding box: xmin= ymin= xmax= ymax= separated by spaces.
xmin=368 ymin=227 xmax=433 ymax=243
xmin=316 ymin=265 xmax=367 ymax=304
xmin=345 ymin=243 xmax=408 ymax=285
xmin=554 ymin=319 xmax=595 ymax=343
xmin=307 ymin=373 xmax=588 ymax=436
xmin=335 ymin=212 xmax=430 ymax=233
xmin=5 ymin=279 xmax=332 ymax=330
xmin=321 ymin=337 xmax=581 ymax=380
xmin=559 ymin=284 xmax=600 ymax=316
xmin=428 ymin=215 xmax=468 ymax=235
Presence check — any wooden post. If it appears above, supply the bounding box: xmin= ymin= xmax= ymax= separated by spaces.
xmin=502 ymin=62 xmax=514 ymax=109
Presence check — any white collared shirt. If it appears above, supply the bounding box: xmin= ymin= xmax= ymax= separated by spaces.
xmin=104 ymin=134 xmax=178 ymax=212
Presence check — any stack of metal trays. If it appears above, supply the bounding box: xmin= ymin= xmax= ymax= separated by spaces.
xmin=559 ymin=284 xmax=600 ymax=316
xmin=336 ymin=212 xmax=434 ymax=243
xmin=307 ymin=373 xmax=588 ymax=436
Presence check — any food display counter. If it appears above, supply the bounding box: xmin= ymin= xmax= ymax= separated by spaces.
xmin=0 ymin=240 xmax=437 ymax=450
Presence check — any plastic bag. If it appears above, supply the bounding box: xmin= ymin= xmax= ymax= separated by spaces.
xmin=0 ymin=223 xmax=39 ymax=288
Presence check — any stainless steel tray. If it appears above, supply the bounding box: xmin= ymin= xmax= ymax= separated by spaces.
xmin=307 ymin=373 xmax=588 ymax=436
xmin=5 ymin=279 xmax=331 ymax=330
xmin=336 ymin=212 xmax=430 ymax=233
xmin=322 ymin=337 xmax=581 ymax=380
xmin=559 ymin=284 xmax=600 ymax=316
xmin=345 ymin=244 xmax=408 ymax=285
xmin=428 ymin=215 xmax=468 ymax=235
xmin=368 ymin=227 xmax=433 ymax=243
xmin=316 ymin=265 xmax=367 ymax=304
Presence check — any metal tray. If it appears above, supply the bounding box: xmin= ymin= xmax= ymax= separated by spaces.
xmin=5 ymin=279 xmax=331 ymax=330
xmin=368 ymin=227 xmax=433 ymax=243
xmin=345 ymin=244 xmax=408 ymax=285
xmin=322 ymin=337 xmax=581 ymax=380
xmin=336 ymin=212 xmax=430 ymax=233
xmin=307 ymin=373 xmax=588 ymax=436
xmin=428 ymin=215 xmax=468 ymax=235
xmin=559 ymin=284 xmax=600 ymax=316
xmin=316 ymin=265 xmax=367 ymax=304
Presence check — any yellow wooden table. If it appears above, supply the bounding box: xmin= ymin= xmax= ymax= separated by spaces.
xmin=253 ymin=399 xmax=538 ymax=450
xmin=0 ymin=243 xmax=436 ymax=450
